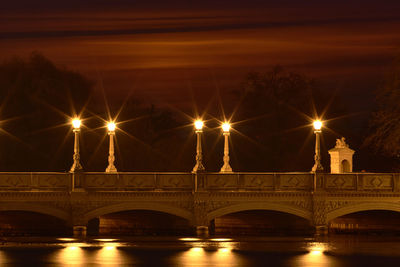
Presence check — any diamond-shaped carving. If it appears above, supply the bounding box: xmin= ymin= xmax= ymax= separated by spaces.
xmin=6 ymin=177 xmax=23 ymax=186
xmin=370 ymin=177 xmax=383 ymax=187
xmin=214 ymin=177 xmax=227 ymax=186
xmin=129 ymin=177 xmax=144 ymax=186
xmin=93 ymin=177 xmax=106 ymax=186
xmin=333 ymin=177 xmax=346 ymax=188
xmin=46 ymin=176 xmax=59 ymax=186
xmin=168 ymin=177 xmax=182 ymax=186
xmin=288 ymin=176 xmax=300 ymax=186
xmin=252 ymin=177 xmax=264 ymax=186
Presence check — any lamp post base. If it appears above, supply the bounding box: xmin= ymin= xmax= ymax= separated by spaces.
xmin=220 ymin=164 xmax=233 ymax=173
xmin=70 ymin=162 xmax=83 ymax=173
xmin=105 ymin=165 xmax=117 ymax=173
xmin=311 ymin=164 xmax=324 ymax=173
xmin=192 ymin=163 xmax=205 ymax=173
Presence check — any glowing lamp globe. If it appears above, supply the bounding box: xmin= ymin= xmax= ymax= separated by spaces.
xmin=194 ymin=120 xmax=204 ymax=130
xmin=313 ymin=120 xmax=323 ymax=130
xmin=222 ymin=123 xmax=230 ymax=133
xmin=107 ymin=122 xmax=116 ymax=132
xmin=72 ymin=119 xmax=81 ymax=129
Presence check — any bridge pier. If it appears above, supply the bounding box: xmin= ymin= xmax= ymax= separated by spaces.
xmin=73 ymin=226 xmax=87 ymax=238
xmin=312 ymin=192 xmax=328 ymax=236
xmin=193 ymin=196 xmax=210 ymax=237
xmin=195 ymin=226 xmax=209 ymax=237
xmin=314 ymin=225 xmax=328 ymax=236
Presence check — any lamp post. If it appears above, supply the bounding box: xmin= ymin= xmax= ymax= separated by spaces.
xmin=220 ymin=122 xmax=233 ymax=173
xmin=105 ymin=121 xmax=117 ymax=173
xmin=70 ymin=118 xmax=83 ymax=172
xmin=192 ymin=120 xmax=205 ymax=173
xmin=311 ymin=120 xmax=324 ymax=172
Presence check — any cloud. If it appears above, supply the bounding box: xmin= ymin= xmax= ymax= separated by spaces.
xmin=2 ymin=15 xmax=400 ymax=40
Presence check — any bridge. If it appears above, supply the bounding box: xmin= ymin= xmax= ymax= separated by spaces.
xmin=0 ymin=171 xmax=400 ymax=236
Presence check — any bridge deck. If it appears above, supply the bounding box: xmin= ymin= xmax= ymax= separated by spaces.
xmin=0 ymin=172 xmax=399 ymax=236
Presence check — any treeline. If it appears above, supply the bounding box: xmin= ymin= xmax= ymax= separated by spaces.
xmin=0 ymin=53 xmax=398 ymax=172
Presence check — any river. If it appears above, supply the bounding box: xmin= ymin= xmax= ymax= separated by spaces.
xmin=1 ymin=236 xmax=400 ymax=266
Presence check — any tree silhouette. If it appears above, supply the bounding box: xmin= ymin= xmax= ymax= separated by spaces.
xmin=231 ymin=66 xmax=344 ymax=171
xmin=364 ymin=58 xmax=400 ymax=167
xmin=0 ymin=52 xmax=92 ymax=171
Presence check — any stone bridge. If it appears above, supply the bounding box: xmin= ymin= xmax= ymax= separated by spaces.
xmin=0 ymin=172 xmax=400 ymax=236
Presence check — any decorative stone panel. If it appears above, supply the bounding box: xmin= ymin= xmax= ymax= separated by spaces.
xmin=279 ymin=174 xmax=312 ymax=190
xmin=0 ymin=173 xmax=31 ymax=189
xmin=325 ymin=174 xmax=356 ymax=190
xmin=36 ymin=174 xmax=70 ymax=189
xmin=158 ymin=174 xmax=193 ymax=190
xmin=362 ymin=175 xmax=393 ymax=191
xmin=84 ymin=173 xmax=120 ymax=188
xmin=243 ymin=174 xmax=274 ymax=190
xmin=121 ymin=174 xmax=156 ymax=189
xmin=205 ymin=174 xmax=238 ymax=189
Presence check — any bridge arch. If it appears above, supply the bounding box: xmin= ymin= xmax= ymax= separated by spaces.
xmin=84 ymin=202 xmax=194 ymax=223
xmin=207 ymin=202 xmax=312 ymax=223
xmin=0 ymin=203 xmax=70 ymax=222
xmin=327 ymin=202 xmax=400 ymax=222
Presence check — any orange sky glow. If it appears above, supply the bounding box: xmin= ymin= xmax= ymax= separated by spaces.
xmin=1 ymin=1 xmax=400 ymax=109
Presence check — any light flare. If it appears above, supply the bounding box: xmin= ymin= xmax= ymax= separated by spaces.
xmin=107 ymin=121 xmax=116 ymax=132
xmin=72 ymin=118 xmax=81 ymax=129
xmin=222 ymin=122 xmax=230 ymax=132
xmin=313 ymin=120 xmax=322 ymax=130
xmin=194 ymin=120 xmax=204 ymax=130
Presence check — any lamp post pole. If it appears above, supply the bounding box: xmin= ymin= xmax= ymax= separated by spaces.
xmin=192 ymin=120 xmax=205 ymax=173
xmin=105 ymin=122 xmax=117 ymax=173
xmin=311 ymin=120 xmax=324 ymax=172
xmin=220 ymin=123 xmax=232 ymax=173
xmin=70 ymin=119 xmax=83 ymax=172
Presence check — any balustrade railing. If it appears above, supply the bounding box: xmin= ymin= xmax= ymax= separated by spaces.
xmin=0 ymin=172 xmax=398 ymax=192
xmin=0 ymin=172 xmax=72 ymax=191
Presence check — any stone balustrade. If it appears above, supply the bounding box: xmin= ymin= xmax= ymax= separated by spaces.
xmin=0 ymin=172 xmax=398 ymax=192
xmin=1 ymin=171 xmax=399 ymax=237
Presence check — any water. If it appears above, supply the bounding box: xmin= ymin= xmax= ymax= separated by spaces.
xmin=1 ymin=236 xmax=400 ymax=266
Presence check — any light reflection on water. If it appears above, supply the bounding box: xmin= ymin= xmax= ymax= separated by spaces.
xmin=55 ymin=244 xmax=85 ymax=265
xmin=1 ymin=237 xmax=400 ymax=266
xmin=94 ymin=244 xmax=128 ymax=266
xmin=175 ymin=246 xmax=244 ymax=267
xmin=292 ymin=242 xmax=332 ymax=267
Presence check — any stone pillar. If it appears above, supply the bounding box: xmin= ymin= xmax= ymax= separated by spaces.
xmin=328 ymin=137 xmax=355 ymax=173
xmin=73 ymin=226 xmax=87 ymax=238
xmin=194 ymin=173 xmax=206 ymax=192
xmin=314 ymin=225 xmax=328 ymax=236
xmin=312 ymin=194 xmax=328 ymax=236
xmin=70 ymin=194 xmax=89 ymax=237
xmin=193 ymin=198 xmax=209 ymax=237
xmin=196 ymin=226 xmax=209 ymax=237
xmin=72 ymin=172 xmax=85 ymax=192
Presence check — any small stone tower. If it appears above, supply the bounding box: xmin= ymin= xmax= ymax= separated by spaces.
xmin=328 ymin=137 xmax=355 ymax=173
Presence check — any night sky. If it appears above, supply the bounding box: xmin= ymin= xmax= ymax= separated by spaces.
xmin=2 ymin=0 xmax=400 ymax=109
xmin=1 ymin=1 xmax=400 ymax=171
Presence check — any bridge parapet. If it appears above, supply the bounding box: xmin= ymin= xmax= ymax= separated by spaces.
xmin=0 ymin=172 xmax=398 ymax=192
xmin=82 ymin=172 xmax=194 ymax=191
xmin=0 ymin=172 xmax=71 ymax=191
xmin=319 ymin=173 xmax=399 ymax=192
xmin=200 ymin=173 xmax=313 ymax=191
